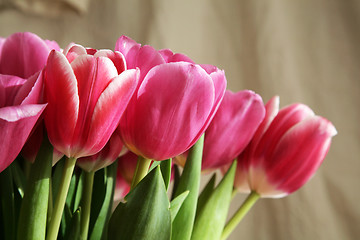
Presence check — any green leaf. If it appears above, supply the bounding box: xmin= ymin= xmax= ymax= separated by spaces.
xmin=196 ymin=173 xmax=216 ymax=216
xmin=160 ymin=159 xmax=171 ymax=190
xmin=0 ymin=164 xmax=16 ymax=240
xmin=191 ymin=161 xmax=237 ymax=240
xmin=17 ymin=137 xmax=53 ymax=240
xmin=171 ymin=134 xmax=204 ymax=240
xmin=108 ymin=166 xmax=171 ymax=240
xmin=89 ymin=162 xmax=117 ymax=240
xmin=170 ymin=191 xmax=189 ymax=222
xmin=59 ymin=204 xmax=73 ymax=240
xmin=64 ymin=208 xmax=81 ymax=240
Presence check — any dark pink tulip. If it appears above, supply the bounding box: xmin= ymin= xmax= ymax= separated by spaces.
xmin=77 ymin=128 xmax=127 ymax=172
xmin=115 ymin=36 xmax=227 ymax=160
xmin=44 ymin=44 xmax=139 ymax=159
xmin=0 ymin=32 xmax=60 ymax=78
xmin=235 ymin=96 xmax=337 ymax=198
xmin=201 ymin=90 xmax=265 ymax=171
xmin=0 ymin=73 xmax=46 ymax=172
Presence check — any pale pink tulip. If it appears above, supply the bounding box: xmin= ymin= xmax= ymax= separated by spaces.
xmin=235 ymin=96 xmax=337 ymax=198
xmin=201 ymin=90 xmax=265 ymax=171
xmin=44 ymin=44 xmax=139 ymax=159
xmin=115 ymin=36 xmax=226 ymax=160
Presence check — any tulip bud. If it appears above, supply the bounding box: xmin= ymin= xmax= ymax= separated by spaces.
xmin=235 ymin=96 xmax=337 ymax=198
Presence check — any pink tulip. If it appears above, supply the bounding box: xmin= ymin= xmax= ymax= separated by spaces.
xmin=114 ymin=151 xmax=138 ymax=201
xmin=77 ymin=128 xmax=128 ymax=172
xmin=235 ymin=96 xmax=337 ymax=198
xmin=43 ymin=44 xmax=139 ymax=159
xmin=115 ymin=36 xmax=227 ymax=160
xmin=0 ymin=32 xmax=61 ymax=164
xmin=0 ymin=32 xmax=60 ymax=78
xmin=0 ymin=73 xmax=46 ymax=172
xmin=200 ymin=90 xmax=265 ymax=171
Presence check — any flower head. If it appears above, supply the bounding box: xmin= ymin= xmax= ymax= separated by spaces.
xmin=235 ymin=96 xmax=337 ymax=198
xmin=116 ymin=36 xmax=226 ymax=160
xmin=44 ymin=44 xmax=139 ymax=158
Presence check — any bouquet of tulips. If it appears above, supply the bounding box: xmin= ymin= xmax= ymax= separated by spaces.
xmin=0 ymin=32 xmax=337 ymax=240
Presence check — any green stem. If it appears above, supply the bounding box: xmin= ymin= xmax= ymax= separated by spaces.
xmin=80 ymin=170 xmax=95 ymax=240
xmin=221 ymin=191 xmax=260 ymax=240
xmin=46 ymin=157 xmax=77 ymax=240
xmin=130 ymin=156 xmax=152 ymax=189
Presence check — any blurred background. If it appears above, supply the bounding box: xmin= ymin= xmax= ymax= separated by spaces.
xmin=1 ymin=0 xmax=359 ymax=239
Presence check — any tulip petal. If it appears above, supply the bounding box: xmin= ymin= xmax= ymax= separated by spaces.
xmin=136 ymin=45 xmax=166 ymax=81
xmin=44 ymin=40 xmax=61 ymax=52
xmin=255 ymin=103 xmax=315 ymax=164
xmin=44 ymin=50 xmax=79 ymax=157
xmin=267 ymin=116 xmax=337 ymax=195
xmin=115 ymin=35 xmax=141 ymax=69
xmin=0 ymin=104 xmax=46 ymax=172
xmin=0 ymin=32 xmax=51 ymax=78
xmin=0 ymin=75 xmax=26 ymax=107
xmin=65 ymin=44 xmax=88 ymax=63
xmin=14 ymin=71 xmax=43 ymax=105
xmin=79 ymin=69 xmax=139 ymax=157
xmin=202 ymin=90 xmax=265 ymax=170
xmin=94 ymin=50 xmax=126 ymax=74
xmin=189 ymin=67 xmax=227 ymax=149
xmin=121 ymin=62 xmax=215 ymax=160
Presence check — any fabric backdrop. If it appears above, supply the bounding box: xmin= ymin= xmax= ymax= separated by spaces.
xmin=1 ymin=0 xmax=359 ymax=239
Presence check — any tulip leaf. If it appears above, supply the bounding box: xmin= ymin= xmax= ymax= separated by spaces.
xmin=59 ymin=204 xmax=73 ymax=240
xmin=89 ymin=162 xmax=117 ymax=240
xmin=171 ymin=134 xmax=204 ymax=240
xmin=191 ymin=161 xmax=237 ymax=240
xmin=148 ymin=159 xmax=172 ymax=190
xmin=17 ymin=137 xmax=53 ymax=240
xmin=64 ymin=208 xmax=81 ymax=240
xmin=170 ymin=190 xmax=189 ymax=222
xmin=108 ymin=166 xmax=171 ymax=240
xmin=0 ymin=163 xmax=16 ymax=240
xmin=196 ymin=173 xmax=216 ymax=216
xmin=160 ymin=158 xmax=171 ymax=190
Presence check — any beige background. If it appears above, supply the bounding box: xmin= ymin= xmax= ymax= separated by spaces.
xmin=1 ymin=0 xmax=359 ymax=239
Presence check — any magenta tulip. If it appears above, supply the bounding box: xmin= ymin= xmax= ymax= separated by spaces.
xmin=77 ymin=128 xmax=127 ymax=172
xmin=0 ymin=73 xmax=46 ymax=172
xmin=115 ymin=36 xmax=227 ymax=160
xmin=235 ymin=96 xmax=337 ymax=198
xmin=200 ymin=90 xmax=265 ymax=171
xmin=0 ymin=32 xmax=60 ymax=78
xmin=43 ymin=44 xmax=139 ymax=159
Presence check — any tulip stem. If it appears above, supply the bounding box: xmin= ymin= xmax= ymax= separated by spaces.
xmin=221 ymin=191 xmax=260 ymax=240
xmin=46 ymin=157 xmax=77 ymax=240
xmin=80 ymin=170 xmax=95 ymax=240
xmin=131 ymin=156 xmax=152 ymax=189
